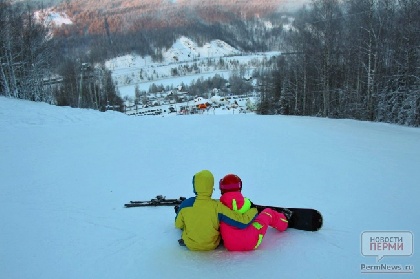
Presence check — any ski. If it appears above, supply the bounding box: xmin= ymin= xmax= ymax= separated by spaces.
xmin=254 ymin=204 xmax=323 ymax=231
xmin=124 ymin=195 xmax=186 ymax=208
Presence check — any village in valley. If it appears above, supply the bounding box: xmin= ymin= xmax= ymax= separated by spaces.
xmin=104 ymin=37 xmax=279 ymax=116
xmin=122 ymin=90 xmax=258 ymax=116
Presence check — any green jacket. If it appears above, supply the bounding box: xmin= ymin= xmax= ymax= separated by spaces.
xmin=175 ymin=170 xmax=258 ymax=251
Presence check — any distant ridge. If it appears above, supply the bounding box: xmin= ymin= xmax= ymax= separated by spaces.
xmin=51 ymin=0 xmax=294 ymax=33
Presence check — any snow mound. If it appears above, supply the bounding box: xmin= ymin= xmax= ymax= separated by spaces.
xmin=163 ymin=36 xmax=240 ymax=63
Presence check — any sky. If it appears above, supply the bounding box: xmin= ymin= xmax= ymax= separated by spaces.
xmin=0 ymin=96 xmax=419 ymax=279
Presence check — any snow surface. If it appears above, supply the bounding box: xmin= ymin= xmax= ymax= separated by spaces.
xmin=0 ymin=96 xmax=419 ymax=279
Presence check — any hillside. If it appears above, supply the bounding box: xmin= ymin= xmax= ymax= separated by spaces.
xmin=51 ymin=0 xmax=298 ymax=35
xmin=28 ymin=0 xmax=302 ymax=63
xmin=104 ymin=36 xmax=280 ymax=99
xmin=1 ymin=96 xmax=418 ymax=278
xmin=61 ymin=0 xmax=294 ymax=18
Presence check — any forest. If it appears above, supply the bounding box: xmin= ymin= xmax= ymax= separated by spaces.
xmin=258 ymin=0 xmax=419 ymax=126
xmin=0 ymin=0 xmax=123 ymax=111
xmin=0 ymin=0 xmax=419 ymax=126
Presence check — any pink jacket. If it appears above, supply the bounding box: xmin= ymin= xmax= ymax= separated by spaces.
xmin=220 ymin=192 xmax=261 ymax=251
xmin=220 ymin=192 xmax=288 ymax=251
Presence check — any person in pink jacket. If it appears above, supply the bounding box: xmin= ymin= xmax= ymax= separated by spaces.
xmin=219 ymin=174 xmax=288 ymax=251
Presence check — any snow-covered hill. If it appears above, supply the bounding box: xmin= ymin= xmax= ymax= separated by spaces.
xmin=105 ymin=36 xmax=279 ymax=99
xmin=105 ymin=36 xmax=242 ymax=71
xmin=0 ymin=96 xmax=419 ymax=279
xmin=35 ymin=8 xmax=73 ymax=27
xmin=163 ymin=36 xmax=240 ymax=63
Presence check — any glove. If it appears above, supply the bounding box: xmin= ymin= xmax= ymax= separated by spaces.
xmin=174 ymin=205 xmax=180 ymax=214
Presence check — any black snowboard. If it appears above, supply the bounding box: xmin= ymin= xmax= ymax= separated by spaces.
xmin=254 ymin=204 xmax=323 ymax=231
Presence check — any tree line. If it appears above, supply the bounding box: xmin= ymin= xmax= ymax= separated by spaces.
xmin=0 ymin=0 xmax=53 ymax=103
xmin=0 ymin=0 xmax=123 ymax=111
xmin=257 ymin=0 xmax=419 ymax=127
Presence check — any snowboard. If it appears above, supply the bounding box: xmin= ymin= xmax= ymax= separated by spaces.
xmin=254 ymin=204 xmax=323 ymax=231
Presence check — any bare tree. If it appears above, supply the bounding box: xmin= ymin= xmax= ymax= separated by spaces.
xmin=0 ymin=1 xmax=53 ymax=102
xmin=260 ymin=0 xmax=419 ymax=126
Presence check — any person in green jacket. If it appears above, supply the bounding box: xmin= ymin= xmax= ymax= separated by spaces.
xmin=175 ymin=169 xmax=258 ymax=251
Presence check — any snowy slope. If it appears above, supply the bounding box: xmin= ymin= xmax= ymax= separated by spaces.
xmin=163 ymin=36 xmax=240 ymax=63
xmin=105 ymin=37 xmax=279 ymax=99
xmin=34 ymin=9 xmax=73 ymax=27
xmin=0 ymin=97 xmax=419 ymax=279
